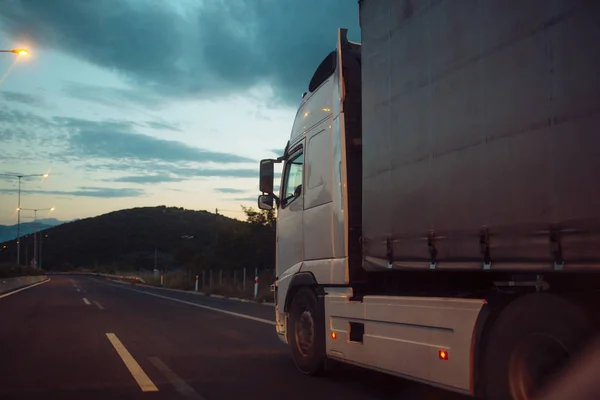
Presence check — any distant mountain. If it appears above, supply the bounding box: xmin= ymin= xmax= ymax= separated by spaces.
xmin=0 ymin=206 xmax=274 ymax=273
xmin=36 ymin=218 xmax=69 ymax=226
xmin=0 ymin=218 xmax=69 ymax=242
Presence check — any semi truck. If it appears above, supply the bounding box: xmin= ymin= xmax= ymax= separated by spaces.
xmin=257 ymin=1 xmax=600 ymax=399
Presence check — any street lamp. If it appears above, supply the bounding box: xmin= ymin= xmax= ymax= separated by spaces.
xmin=0 ymin=49 xmax=28 ymax=55
xmin=0 ymin=172 xmax=50 ymax=265
xmin=18 ymin=207 xmax=54 ymax=269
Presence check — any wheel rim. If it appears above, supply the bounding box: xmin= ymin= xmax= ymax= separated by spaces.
xmin=294 ymin=308 xmax=315 ymax=358
xmin=508 ymin=333 xmax=570 ymax=400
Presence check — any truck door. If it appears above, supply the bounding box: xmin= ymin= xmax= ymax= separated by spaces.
xmin=277 ymin=143 xmax=305 ymax=279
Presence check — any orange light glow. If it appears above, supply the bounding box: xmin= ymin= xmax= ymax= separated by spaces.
xmin=11 ymin=49 xmax=28 ymax=55
xmin=439 ymin=350 xmax=449 ymax=360
xmin=331 ymin=332 xmax=337 ymax=340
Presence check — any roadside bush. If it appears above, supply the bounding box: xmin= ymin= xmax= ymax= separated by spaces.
xmin=0 ymin=263 xmax=45 ymax=278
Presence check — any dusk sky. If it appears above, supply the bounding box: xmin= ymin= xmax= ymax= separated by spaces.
xmin=0 ymin=0 xmax=359 ymax=225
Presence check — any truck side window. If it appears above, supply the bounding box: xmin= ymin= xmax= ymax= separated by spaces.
xmin=281 ymin=150 xmax=304 ymax=208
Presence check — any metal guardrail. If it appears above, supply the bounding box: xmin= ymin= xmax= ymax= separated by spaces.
xmin=101 ymin=273 xmax=146 ymax=284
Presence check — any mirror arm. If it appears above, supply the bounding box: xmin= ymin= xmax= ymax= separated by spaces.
xmin=262 ymin=191 xmax=280 ymax=207
xmin=272 ymin=193 xmax=280 ymax=207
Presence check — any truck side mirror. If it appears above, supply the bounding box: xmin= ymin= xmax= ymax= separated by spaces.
xmin=258 ymin=194 xmax=274 ymax=211
xmin=259 ymin=159 xmax=274 ymax=194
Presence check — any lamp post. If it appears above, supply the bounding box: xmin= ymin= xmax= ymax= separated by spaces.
xmin=0 ymin=49 xmax=28 ymax=55
xmin=18 ymin=207 xmax=54 ymax=269
xmin=0 ymin=173 xmax=49 ymax=264
xmin=41 ymin=233 xmax=48 ymax=270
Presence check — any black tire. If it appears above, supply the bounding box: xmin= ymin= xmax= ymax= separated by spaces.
xmin=288 ymin=287 xmax=326 ymax=375
xmin=482 ymin=293 xmax=594 ymax=400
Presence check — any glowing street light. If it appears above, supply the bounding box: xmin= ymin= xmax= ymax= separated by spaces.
xmin=0 ymin=172 xmax=49 ymax=265
xmin=0 ymin=48 xmax=28 ymax=55
xmin=19 ymin=207 xmax=55 ymax=269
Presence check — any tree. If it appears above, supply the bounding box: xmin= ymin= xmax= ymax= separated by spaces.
xmin=241 ymin=206 xmax=275 ymax=229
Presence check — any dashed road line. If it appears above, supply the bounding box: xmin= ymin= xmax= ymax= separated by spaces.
xmin=106 ymin=333 xmax=158 ymax=392
xmin=94 ymin=301 xmax=105 ymax=310
xmin=149 ymin=357 xmax=204 ymax=399
xmin=82 ymin=297 xmax=91 ymax=305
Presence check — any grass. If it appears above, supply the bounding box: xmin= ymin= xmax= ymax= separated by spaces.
xmin=0 ymin=263 xmax=45 ymax=279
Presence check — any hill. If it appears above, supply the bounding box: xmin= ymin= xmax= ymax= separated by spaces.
xmin=0 ymin=218 xmax=68 ymax=242
xmin=0 ymin=206 xmax=274 ymax=273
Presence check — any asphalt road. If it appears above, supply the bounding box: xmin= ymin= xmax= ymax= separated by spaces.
xmin=0 ymin=276 xmax=467 ymax=400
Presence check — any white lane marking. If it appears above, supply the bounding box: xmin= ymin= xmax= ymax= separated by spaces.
xmin=94 ymin=301 xmax=105 ymax=310
xmin=149 ymin=357 xmax=204 ymax=399
xmin=83 ymin=297 xmax=91 ymax=305
xmin=0 ymin=278 xmax=50 ymax=300
xmin=106 ymin=333 xmax=158 ymax=392
xmin=76 ymin=288 xmax=80 ymax=292
xmin=117 ymin=286 xmax=275 ymax=326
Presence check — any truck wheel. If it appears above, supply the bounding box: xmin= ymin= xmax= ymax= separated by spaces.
xmin=482 ymin=293 xmax=593 ymax=400
xmin=288 ymin=287 xmax=326 ymax=375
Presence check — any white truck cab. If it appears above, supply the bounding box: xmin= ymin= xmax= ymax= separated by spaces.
xmin=258 ymin=29 xmax=361 ymax=347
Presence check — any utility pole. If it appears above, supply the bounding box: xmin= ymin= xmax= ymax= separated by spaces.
xmin=17 ymin=177 xmax=21 ymax=265
xmin=33 ymin=211 xmax=37 ymax=268
xmin=215 ymin=208 xmax=219 ymax=246
xmin=154 ymin=247 xmax=158 ymax=270
xmin=19 ymin=207 xmax=54 ymax=269
xmin=40 ymin=233 xmax=45 ymax=269
xmin=0 ymin=172 xmax=49 ymax=265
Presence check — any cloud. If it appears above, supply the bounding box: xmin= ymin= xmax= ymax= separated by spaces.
xmin=0 ymin=108 xmax=52 ymax=127
xmin=105 ymin=164 xmax=283 ymax=183
xmin=62 ymin=81 xmax=164 ymax=109
xmin=1 ymin=106 xmax=271 ymax=184
xmin=172 ymin=167 xmax=268 ymax=179
xmin=178 ymin=168 xmax=281 ymax=180
xmin=109 ymin=175 xmax=183 ymax=184
xmin=0 ymin=108 xmax=64 ymax=142
xmin=95 ymin=166 xmax=275 ymax=185
xmin=233 ymin=196 xmax=259 ymax=202
xmin=0 ymin=91 xmax=44 ymax=107
xmin=52 ymin=117 xmax=253 ymax=164
xmin=215 ymin=188 xmax=246 ymax=194
xmin=0 ymin=0 xmax=358 ymax=106
xmin=87 ymin=163 xmax=272 ymax=180
xmin=145 ymin=120 xmax=181 ymax=132
xmin=0 ymin=186 xmax=144 ymax=198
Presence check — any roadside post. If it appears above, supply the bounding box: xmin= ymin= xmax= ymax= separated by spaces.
xmin=254 ymin=267 xmax=259 ymax=299
xmin=195 ymin=275 xmax=199 ymax=292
